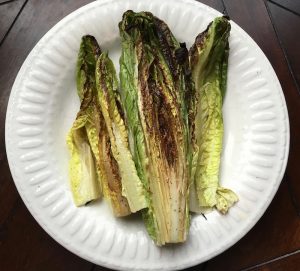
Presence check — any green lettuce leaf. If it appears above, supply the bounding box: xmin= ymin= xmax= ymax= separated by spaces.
xmin=66 ymin=109 xmax=100 ymax=206
xmin=96 ymin=52 xmax=147 ymax=213
xmin=67 ymin=35 xmax=102 ymax=206
xmin=68 ymin=35 xmax=132 ymax=216
xmin=189 ymin=17 xmax=238 ymax=214
xmin=119 ymin=11 xmax=191 ymax=245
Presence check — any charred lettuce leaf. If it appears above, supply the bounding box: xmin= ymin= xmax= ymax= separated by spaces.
xmin=96 ymin=101 xmax=131 ymax=217
xmin=119 ymin=11 xmax=191 ymax=245
xmin=76 ymin=35 xmax=101 ymax=100
xmin=68 ymin=35 xmax=131 ymax=216
xmin=189 ymin=17 xmax=238 ymax=214
xmin=67 ymin=35 xmax=102 ymax=206
xmin=96 ymin=52 xmax=147 ymax=213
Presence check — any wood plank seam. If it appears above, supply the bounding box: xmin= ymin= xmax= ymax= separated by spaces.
xmin=265 ymin=0 xmax=300 ymax=217
xmin=241 ymin=249 xmax=300 ymax=271
xmin=0 ymin=0 xmax=28 ymax=47
xmin=264 ymin=0 xmax=300 ymax=94
xmin=267 ymin=0 xmax=300 ymax=17
xmin=0 ymin=0 xmax=17 ymax=6
xmin=220 ymin=0 xmax=227 ymax=15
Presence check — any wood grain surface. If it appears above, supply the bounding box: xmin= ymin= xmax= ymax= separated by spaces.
xmin=0 ymin=0 xmax=26 ymax=43
xmin=0 ymin=0 xmax=299 ymax=270
xmin=269 ymin=0 xmax=300 ymax=16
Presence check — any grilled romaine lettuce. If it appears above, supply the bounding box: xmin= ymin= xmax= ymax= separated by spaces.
xmin=119 ymin=11 xmax=191 ymax=245
xmin=68 ymin=35 xmax=131 ymax=216
xmin=66 ymin=110 xmax=100 ymax=206
xmin=189 ymin=17 xmax=238 ymax=214
xmin=68 ymin=13 xmax=238 ymax=242
xmin=96 ymin=52 xmax=147 ymax=213
xmin=67 ymin=35 xmax=102 ymax=206
xmin=96 ymin=103 xmax=131 ymax=217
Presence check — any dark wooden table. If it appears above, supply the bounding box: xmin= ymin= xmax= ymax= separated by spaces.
xmin=1 ymin=0 xmax=300 ymax=270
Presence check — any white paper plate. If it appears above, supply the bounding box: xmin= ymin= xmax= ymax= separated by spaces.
xmin=5 ymin=0 xmax=289 ymax=270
